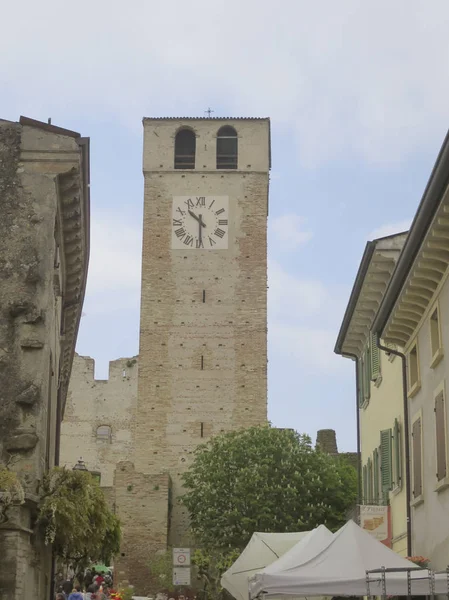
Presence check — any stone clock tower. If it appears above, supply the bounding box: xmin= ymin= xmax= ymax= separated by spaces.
xmin=113 ymin=118 xmax=269 ymax=591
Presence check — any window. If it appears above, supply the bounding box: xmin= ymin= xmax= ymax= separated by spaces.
xmin=174 ymin=129 xmax=196 ymax=169
xmin=373 ymin=448 xmax=380 ymax=503
xmin=363 ymin=346 xmax=371 ymax=402
xmin=217 ymin=126 xmax=238 ymax=169
xmin=412 ymin=414 xmax=423 ymax=501
xmin=435 ymin=388 xmax=447 ymax=483
xmin=357 ymin=358 xmax=364 ymax=408
xmin=370 ymin=332 xmax=381 ymax=381
xmin=362 ymin=464 xmax=368 ymax=503
xmin=407 ymin=341 xmax=420 ymax=397
xmin=367 ymin=457 xmax=373 ymax=504
xmin=380 ymin=428 xmax=392 ymax=494
xmin=392 ymin=418 xmax=402 ymax=489
xmin=430 ymin=305 xmax=443 ymax=367
xmin=96 ymin=425 xmax=112 ymax=442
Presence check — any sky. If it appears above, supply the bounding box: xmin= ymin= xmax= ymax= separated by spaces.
xmin=2 ymin=0 xmax=449 ymax=451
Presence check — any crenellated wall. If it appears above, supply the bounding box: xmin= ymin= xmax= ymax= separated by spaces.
xmin=60 ymin=353 xmax=138 ymax=486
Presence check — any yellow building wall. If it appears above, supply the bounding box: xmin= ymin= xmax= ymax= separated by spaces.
xmin=360 ymin=350 xmax=408 ymax=555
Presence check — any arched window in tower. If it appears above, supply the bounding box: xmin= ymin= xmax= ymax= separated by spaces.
xmin=96 ymin=425 xmax=112 ymax=443
xmin=216 ymin=126 xmax=238 ymax=169
xmin=174 ymin=128 xmax=196 ymax=169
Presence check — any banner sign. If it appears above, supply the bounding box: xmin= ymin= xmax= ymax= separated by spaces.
xmin=359 ymin=505 xmax=389 ymax=542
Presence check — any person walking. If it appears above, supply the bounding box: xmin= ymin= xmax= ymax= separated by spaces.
xmin=68 ymin=584 xmax=84 ymax=600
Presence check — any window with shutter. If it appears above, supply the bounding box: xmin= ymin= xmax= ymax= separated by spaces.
xmin=373 ymin=448 xmax=379 ymax=503
xmin=380 ymin=429 xmax=393 ymax=493
xmin=370 ymin=332 xmax=381 ymax=380
xmin=367 ymin=457 xmax=373 ymax=503
xmin=364 ymin=347 xmax=371 ymax=401
xmin=358 ymin=359 xmax=364 ymax=408
xmin=412 ymin=417 xmax=423 ymax=498
xmin=393 ymin=418 xmax=402 ymax=488
xmin=363 ymin=464 xmax=368 ymax=504
xmin=407 ymin=342 xmax=420 ymax=396
xmin=435 ymin=391 xmax=447 ymax=482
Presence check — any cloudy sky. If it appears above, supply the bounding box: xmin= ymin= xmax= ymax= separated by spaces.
xmin=3 ymin=0 xmax=449 ymax=450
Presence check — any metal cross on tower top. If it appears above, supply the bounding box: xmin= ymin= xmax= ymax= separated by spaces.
xmin=205 ymin=107 xmax=214 ymax=117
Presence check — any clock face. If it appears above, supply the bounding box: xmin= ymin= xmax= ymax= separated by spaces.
xmin=171 ymin=196 xmax=229 ymax=250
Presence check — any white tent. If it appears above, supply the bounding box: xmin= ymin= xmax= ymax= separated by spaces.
xmin=221 ymin=531 xmax=311 ymax=600
xmin=249 ymin=520 xmax=448 ymax=597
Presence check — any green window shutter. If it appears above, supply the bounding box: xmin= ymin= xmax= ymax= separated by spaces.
xmin=393 ymin=418 xmax=402 ymax=487
xmin=367 ymin=457 xmax=373 ymax=503
xmin=370 ymin=332 xmax=381 ymax=380
xmin=363 ymin=464 xmax=368 ymax=504
xmin=358 ymin=359 xmax=364 ymax=407
xmin=363 ymin=347 xmax=371 ymax=401
xmin=380 ymin=429 xmax=393 ymax=492
xmin=373 ymin=448 xmax=379 ymax=502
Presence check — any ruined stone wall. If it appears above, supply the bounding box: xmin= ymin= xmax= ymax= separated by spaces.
xmin=60 ymin=353 xmax=138 ymax=486
xmin=113 ymin=462 xmax=170 ymax=595
xmin=0 ymin=119 xmax=88 ymax=600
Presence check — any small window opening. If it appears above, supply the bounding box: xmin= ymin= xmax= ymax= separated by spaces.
xmin=430 ymin=306 xmax=443 ymax=363
xmin=217 ymin=126 xmax=237 ymax=169
xmin=96 ymin=425 xmax=112 ymax=443
xmin=202 ymin=290 xmax=206 ymax=303
xmin=201 ymin=355 xmax=204 ymax=370
xmin=408 ymin=343 xmax=419 ymax=393
xmin=175 ymin=129 xmax=196 ymax=169
xmin=200 ymin=422 xmax=204 ymax=438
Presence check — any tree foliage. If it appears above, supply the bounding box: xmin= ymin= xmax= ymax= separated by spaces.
xmin=0 ymin=463 xmax=24 ymax=524
xmin=181 ymin=426 xmax=357 ymax=549
xmin=193 ymin=548 xmax=240 ymax=600
xmin=36 ymin=467 xmax=121 ymax=574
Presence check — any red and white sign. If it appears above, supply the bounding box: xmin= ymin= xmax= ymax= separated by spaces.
xmin=173 ymin=547 xmax=191 ymax=566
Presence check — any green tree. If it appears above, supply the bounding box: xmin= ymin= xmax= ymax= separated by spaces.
xmin=36 ymin=467 xmax=121 ymax=576
xmin=181 ymin=425 xmax=357 ymax=550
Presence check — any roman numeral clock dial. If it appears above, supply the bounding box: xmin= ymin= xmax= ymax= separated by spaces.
xmin=171 ymin=196 xmax=229 ymax=250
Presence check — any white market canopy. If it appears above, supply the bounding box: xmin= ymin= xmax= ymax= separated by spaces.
xmin=249 ymin=520 xmax=448 ymax=597
xmin=221 ymin=530 xmax=312 ymax=600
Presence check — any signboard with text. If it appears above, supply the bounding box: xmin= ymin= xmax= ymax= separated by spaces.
xmin=360 ymin=505 xmax=389 ymax=542
xmin=173 ymin=567 xmax=191 ymax=586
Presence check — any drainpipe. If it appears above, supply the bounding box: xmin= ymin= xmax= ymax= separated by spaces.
xmin=344 ymin=352 xmax=363 ymax=510
xmin=376 ymin=336 xmax=412 ymax=557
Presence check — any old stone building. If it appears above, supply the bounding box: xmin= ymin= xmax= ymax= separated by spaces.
xmin=60 ymin=354 xmax=138 ymax=487
xmin=0 ymin=117 xmax=89 ymax=600
xmin=61 ymin=117 xmax=270 ymax=594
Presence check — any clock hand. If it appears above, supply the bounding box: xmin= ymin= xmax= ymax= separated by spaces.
xmin=189 ymin=209 xmax=206 ymax=227
xmin=198 ymin=215 xmax=203 ymax=245
xmin=188 ymin=209 xmax=199 ymax=222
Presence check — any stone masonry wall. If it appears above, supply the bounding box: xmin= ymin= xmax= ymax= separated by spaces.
xmin=0 ymin=119 xmax=88 ymax=600
xmin=134 ymin=119 xmax=270 ymax=552
xmin=60 ymin=353 xmax=138 ymax=485
xmin=113 ymin=462 xmax=170 ymax=595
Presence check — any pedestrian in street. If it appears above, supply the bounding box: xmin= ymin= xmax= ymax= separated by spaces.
xmin=68 ymin=584 xmax=84 ymax=600
xmin=84 ymin=583 xmax=97 ymax=599
xmin=55 ymin=594 xmax=65 ymax=600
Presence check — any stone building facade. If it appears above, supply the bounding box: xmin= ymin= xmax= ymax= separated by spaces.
xmin=61 ymin=117 xmax=270 ymax=594
xmin=135 ymin=118 xmax=270 ymax=544
xmin=0 ymin=117 xmax=89 ymax=600
xmin=60 ymin=353 xmax=138 ymax=486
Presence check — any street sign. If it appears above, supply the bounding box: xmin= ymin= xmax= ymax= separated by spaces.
xmin=173 ymin=567 xmax=191 ymax=586
xmin=173 ymin=547 xmax=191 ymax=566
